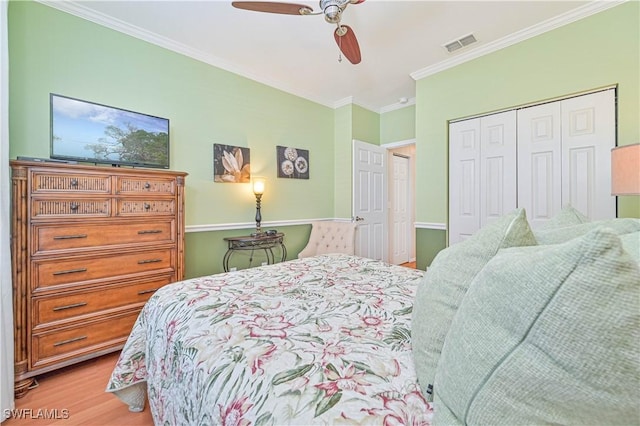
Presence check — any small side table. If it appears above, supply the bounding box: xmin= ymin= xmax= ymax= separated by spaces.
xmin=223 ymin=233 xmax=287 ymax=272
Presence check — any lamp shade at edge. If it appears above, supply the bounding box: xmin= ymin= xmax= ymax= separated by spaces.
xmin=611 ymin=144 xmax=640 ymax=195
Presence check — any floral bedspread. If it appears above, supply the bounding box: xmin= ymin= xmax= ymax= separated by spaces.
xmin=106 ymin=254 xmax=433 ymax=425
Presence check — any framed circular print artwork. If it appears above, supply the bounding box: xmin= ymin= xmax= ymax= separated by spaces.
xmin=277 ymin=146 xmax=309 ymax=179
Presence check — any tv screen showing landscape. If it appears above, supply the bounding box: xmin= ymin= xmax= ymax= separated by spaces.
xmin=51 ymin=94 xmax=170 ymax=168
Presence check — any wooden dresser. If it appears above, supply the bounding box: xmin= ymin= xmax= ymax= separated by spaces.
xmin=10 ymin=160 xmax=187 ymax=397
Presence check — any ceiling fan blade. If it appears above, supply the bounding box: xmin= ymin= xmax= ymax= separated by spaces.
xmin=231 ymin=1 xmax=313 ymax=15
xmin=334 ymin=25 xmax=361 ymax=64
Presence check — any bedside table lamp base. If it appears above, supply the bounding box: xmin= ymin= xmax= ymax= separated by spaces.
xmin=251 ymin=177 xmax=265 ymax=237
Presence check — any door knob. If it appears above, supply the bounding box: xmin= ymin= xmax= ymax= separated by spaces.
xmin=355 ymin=216 xmax=365 ymax=221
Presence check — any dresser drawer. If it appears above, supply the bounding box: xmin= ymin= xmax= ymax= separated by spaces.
xmin=31 ymin=171 xmax=110 ymax=194
xmin=31 ymin=310 xmax=139 ymax=369
xmin=116 ymin=199 xmax=175 ymax=216
xmin=33 ymin=249 xmax=174 ymax=290
xmin=34 ymin=220 xmax=175 ymax=254
xmin=33 ymin=275 xmax=173 ymax=328
xmin=32 ymin=198 xmax=111 ymax=218
xmin=116 ymin=176 xmax=176 ymax=195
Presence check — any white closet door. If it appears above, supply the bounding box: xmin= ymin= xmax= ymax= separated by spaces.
xmin=561 ymin=90 xmax=615 ymax=220
xmin=449 ymin=119 xmax=480 ymax=244
xmin=480 ymin=110 xmax=517 ymax=227
xmin=517 ymin=102 xmax=562 ymax=229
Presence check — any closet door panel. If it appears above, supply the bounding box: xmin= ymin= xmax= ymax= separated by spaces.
xmin=480 ymin=111 xmax=517 ymax=227
xmin=561 ymin=90 xmax=615 ymax=220
xmin=449 ymin=119 xmax=481 ymax=244
xmin=517 ymin=102 xmax=562 ymax=229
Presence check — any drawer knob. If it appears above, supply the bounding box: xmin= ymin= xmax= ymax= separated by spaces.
xmin=144 ymin=203 xmax=151 ymax=210
xmin=70 ymin=202 xmax=79 ymax=211
xmin=144 ymin=182 xmax=151 ymax=189
xmin=53 ymin=335 xmax=87 ymax=347
xmin=70 ymin=178 xmax=78 ymax=188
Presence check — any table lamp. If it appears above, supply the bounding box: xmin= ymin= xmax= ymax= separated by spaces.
xmin=252 ymin=176 xmax=265 ymax=236
xmin=611 ymin=144 xmax=640 ymax=195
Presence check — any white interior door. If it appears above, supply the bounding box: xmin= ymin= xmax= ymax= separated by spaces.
xmin=480 ymin=110 xmax=517 ymax=227
xmin=449 ymin=118 xmax=481 ymax=244
xmin=517 ymin=101 xmax=563 ymax=229
xmin=561 ymin=90 xmax=615 ymax=220
xmin=390 ymin=154 xmax=410 ymax=264
xmin=353 ymin=140 xmax=387 ymax=261
xmin=518 ymin=89 xmax=615 ymax=225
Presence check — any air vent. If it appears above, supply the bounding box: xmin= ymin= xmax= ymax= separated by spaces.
xmin=443 ymin=33 xmax=477 ymax=53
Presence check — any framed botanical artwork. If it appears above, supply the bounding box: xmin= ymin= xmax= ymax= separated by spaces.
xmin=213 ymin=144 xmax=250 ymax=183
xmin=276 ymin=146 xmax=309 ymax=179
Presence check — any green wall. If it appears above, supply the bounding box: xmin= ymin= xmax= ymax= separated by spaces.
xmin=333 ymin=104 xmax=353 ymax=219
xmin=380 ymin=105 xmax=415 ymax=144
xmin=414 ymin=2 xmax=640 ymax=270
xmin=8 ymin=1 xmax=339 ymax=276
xmin=352 ymin=104 xmax=380 ymax=145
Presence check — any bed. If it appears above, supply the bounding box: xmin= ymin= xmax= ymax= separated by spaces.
xmin=106 ymin=253 xmax=433 ymax=425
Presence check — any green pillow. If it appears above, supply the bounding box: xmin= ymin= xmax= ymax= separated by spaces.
xmin=534 ymin=218 xmax=640 ymax=245
xmin=434 ymin=228 xmax=640 ymax=425
xmin=538 ymin=205 xmax=589 ymax=230
xmin=412 ymin=208 xmax=536 ymax=401
xmin=620 ymin=231 xmax=640 ymax=263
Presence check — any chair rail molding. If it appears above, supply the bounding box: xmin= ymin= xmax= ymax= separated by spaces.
xmin=415 ymin=222 xmax=447 ymax=231
xmin=186 ymin=218 xmax=348 ymax=233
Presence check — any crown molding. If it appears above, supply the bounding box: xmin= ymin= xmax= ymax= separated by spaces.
xmin=382 ymin=138 xmax=416 ymax=149
xmin=410 ymin=0 xmax=627 ymax=81
xmin=333 ymin=96 xmax=380 ymax=114
xmin=35 ymin=0 xmax=337 ymax=109
xmin=333 ymin=96 xmax=354 ymax=109
xmin=379 ymin=97 xmax=416 ymax=114
xmin=35 ymin=0 xmax=624 ymax=113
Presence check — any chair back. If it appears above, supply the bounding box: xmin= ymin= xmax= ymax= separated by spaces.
xmin=297 ymin=221 xmax=357 ymax=258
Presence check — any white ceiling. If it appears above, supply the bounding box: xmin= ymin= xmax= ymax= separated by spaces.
xmin=42 ymin=0 xmax=616 ymax=112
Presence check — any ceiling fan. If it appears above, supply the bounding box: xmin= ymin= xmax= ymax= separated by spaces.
xmin=231 ymin=0 xmax=365 ymax=64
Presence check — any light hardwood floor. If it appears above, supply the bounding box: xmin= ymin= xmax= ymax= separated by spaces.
xmin=3 ymin=353 xmax=153 ymax=426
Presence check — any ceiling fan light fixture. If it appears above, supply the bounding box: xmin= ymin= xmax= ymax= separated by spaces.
xmin=321 ymin=0 xmax=347 ymax=24
xmin=232 ymin=0 xmax=364 ymax=64
xmin=324 ymin=5 xmax=342 ymax=23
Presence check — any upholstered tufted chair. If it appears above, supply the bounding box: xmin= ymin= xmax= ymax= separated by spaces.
xmin=297 ymin=221 xmax=357 ymax=258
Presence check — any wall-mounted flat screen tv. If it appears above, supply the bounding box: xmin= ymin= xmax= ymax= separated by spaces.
xmin=50 ymin=94 xmax=170 ymax=169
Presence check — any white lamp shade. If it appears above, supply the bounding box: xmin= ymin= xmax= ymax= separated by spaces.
xmin=252 ymin=177 xmax=265 ymax=195
xmin=611 ymin=144 xmax=640 ymax=195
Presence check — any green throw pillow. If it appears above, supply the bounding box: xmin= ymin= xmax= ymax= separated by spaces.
xmin=534 ymin=218 xmax=640 ymax=245
xmin=412 ymin=208 xmax=536 ymax=401
xmin=620 ymin=231 xmax=640 ymax=263
xmin=433 ymin=228 xmax=640 ymax=425
xmin=538 ymin=205 xmax=589 ymax=230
